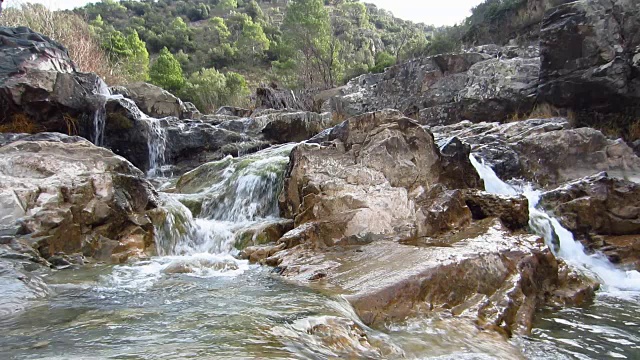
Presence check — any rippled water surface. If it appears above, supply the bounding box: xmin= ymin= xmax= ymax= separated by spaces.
xmin=3 ymin=258 xmax=638 ymax=360
xmin=0 ymin=258 xmax=523 ymax=360
xmin=530 ymin=293 xmax=640 ymax=359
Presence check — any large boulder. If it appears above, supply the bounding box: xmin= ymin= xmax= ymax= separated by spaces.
xmin=254 ymin=86 xmax=303 ymax=111
xmin=0 ymin=135 xmax=160 ymax=263
xmin=431 ymin=118 xmax=640 ymax=187
xmin=0 ymin=27 xmax=107 ymax=140
xmin=538 ymin=0 xmax=640 ymax=136
xmin=248 ymin=218 xmax=595 ymax=336
xmin=279 ymin=109 xmax=482 ymax=243
xmin=113 ymin=82 xmax=193 ymax=119
xmin=261 ymin=111 xmax=333 ymax=143
xmin=241 ymin=110 xmax=597 ymax=336
xmin=325 ymin=47 xmax=540 ymax=125
xmin=540 ymin=173 xmax=640 ymax=269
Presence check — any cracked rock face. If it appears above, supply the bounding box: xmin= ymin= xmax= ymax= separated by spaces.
xmin=431 ymin=118 xmax=640 ymax=187
xmin=0 ymin=135 xmax=160 ymax=263
xmin=0 ymin=27 xmax=107 ymax=138
xmin=237 ymin=110 xmax=597 ymax=336
xmin=278 ymin=109 xmax=481 ymax=243
xmin=324 ymin=46 xmax=540 ymax=125
xmin=538 ymin=0 xmax=640 ymax=129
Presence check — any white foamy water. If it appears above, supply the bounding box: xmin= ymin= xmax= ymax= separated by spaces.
xmin=126 ymin=144 xmax=298 ymax=289
xmin=90 ymin=79 xmax=123 ymax=147
xmin=140 ymin=116 xmax=168 ymax=177
xmin=470 ymin=155 xmax=640 ymax=295
xmin=195 ymin=143 xmax=296 ymax=221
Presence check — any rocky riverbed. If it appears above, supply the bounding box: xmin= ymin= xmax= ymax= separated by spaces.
xmin=2 ymin=0 xmax=640 ymax=358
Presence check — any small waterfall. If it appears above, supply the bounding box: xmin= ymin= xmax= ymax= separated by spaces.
xmin=91 ymin=79 xmax=111 ymax=146
xmin=154 ymin=143 xmax=296 ymax=256
xmin=154 ymin=194 xmax=238 ymax=255
xmin=470 ymin=155 xmax=640 ymax=293
xmin=198 ymin=143 xmax=296 ymax=222
xmin=140 ymin=117 xmax=168 ymax=178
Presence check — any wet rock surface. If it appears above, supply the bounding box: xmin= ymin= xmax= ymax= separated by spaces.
xmin=431 ymin=119 xmax=640 ymax=186
xmin=258 ymin=110 xmax=591 ymax=336
xmin=0 ymin=135 xmax=160 ymax=263
xmin=540 ymin=173 xmax=640 ymax=269
xmin=270 ymin=219 xmax=583 ymax=336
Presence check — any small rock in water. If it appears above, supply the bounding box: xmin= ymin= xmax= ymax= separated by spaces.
xmin=31 ymin=341 xmax=50 ymax=349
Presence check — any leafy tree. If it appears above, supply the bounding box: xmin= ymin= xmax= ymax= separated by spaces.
xmin=123 ymin=30 xmax=150 ymax=81
xmin=370 ymin=51 xmax=395 ymax=73
xmin=180 ymin=68 xmax=249 ymax=112
xmin=244 ymin=0 xmax=264 ymax=22
xmin=281 ymin=0 xmax=338 ymax=88
xmin=224 ymin=71 xmax=250 ymax=105
xmin=218 ymin=0 xmax=238 ymax=11
xmin=150 ymin=47 xmax=185 ymax=91
xmin=237 ymin=19 xmax=270 ymax=60
xmin=73 ymin=0 xmax=439 ymax=88
xmin=181 ymin=67 xmax=227 ymax=112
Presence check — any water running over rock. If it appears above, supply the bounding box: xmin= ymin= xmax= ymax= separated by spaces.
xmin=147 ymin=144 xmax=296 ymax=279
xmin=470 ymin=155 xmax=640 ymax=294
xmin=141 ymin=117 xmax=169 ymax=177
xmin=90 ymin=79 xmax=117 ymax=147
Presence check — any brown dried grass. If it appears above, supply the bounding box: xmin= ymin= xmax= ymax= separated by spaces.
xmin=0 ymin=113 xmax=43 ymax=134
xmin=508 ymin=103 xmax=576 ymax=124
xmin=0 ymin=3 xmax=126 ymax=85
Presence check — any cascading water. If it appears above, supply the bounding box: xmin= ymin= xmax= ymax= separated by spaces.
xmin=140 ymin=116 xmax=168 ymax=177
xmin=154 ymin=143 xmax=296 ymax=256
xmin=91 ymin=80 xmax=111 ymax=146
xmin=469 ymin=155 xmax=640 ymax=293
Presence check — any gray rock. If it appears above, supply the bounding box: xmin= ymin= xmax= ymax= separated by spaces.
xmin=278 ymin=109 xmax=481 ymax=243
xmin=540 ymin=173 xmax=640 ymax=269
xmin=0 ymin=136 xmax=160 ymax=262
xmin=255 ymin=86 xmax=302 ymax=111
xmin=431 ymin=119 xmax=640 ymax=187
xmin=324 ymin=49 xmax=540 ymax=125
xmin=261 ymin=111 xmax=333 ymax=143
xmin=216 ymin=106 xmax=252 ymax=117
xmin=0 ymin=27 xmax=108 ymax=139
xmin=119 ymin=82 xmax=194 ymax=119
xmin=538 ymin=0 xmax=640 ymax=132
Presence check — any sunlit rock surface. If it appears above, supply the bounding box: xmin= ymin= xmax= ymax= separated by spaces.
xmin=324 ymin=46 xmax=540 ymax=125
xmin=541 ymin=172 xmax=640 ymax=269
xmin=0 ymin=135 xmax=159 ymax=263
xmin=239 ymin=110 xmax=594 ymax=336
xmin=431 ymin=119 xmax=640 ymax=187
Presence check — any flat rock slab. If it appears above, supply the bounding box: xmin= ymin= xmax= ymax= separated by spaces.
xmin=274 ymin=219 xmax=555 ymax=336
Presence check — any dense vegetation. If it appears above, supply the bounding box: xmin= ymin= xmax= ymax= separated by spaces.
xmin=68 ymin=0 xmax=446 ymax=110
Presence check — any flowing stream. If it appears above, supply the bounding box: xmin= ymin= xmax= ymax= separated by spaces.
xmin=1 ymin=145 xmax=639 ymax=359
xmin=140 ymin=116 xmax=168 ymax=178
xmin=470 ymin=155 xmax=640 ymax=359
